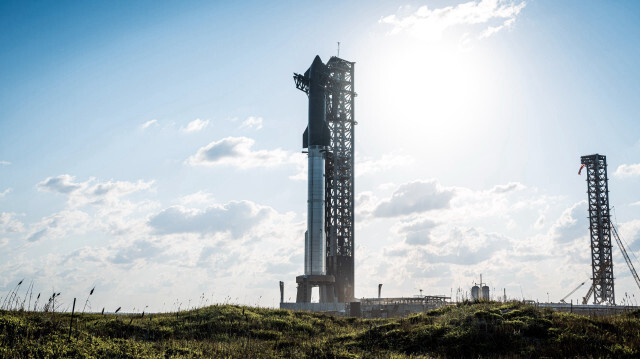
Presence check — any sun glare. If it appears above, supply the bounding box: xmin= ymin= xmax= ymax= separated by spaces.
xmin=368 ymin=39 xmax=500 ymax=152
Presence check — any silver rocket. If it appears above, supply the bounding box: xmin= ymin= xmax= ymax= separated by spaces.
xmin=302 ymin=56 xmax=330 ymax=276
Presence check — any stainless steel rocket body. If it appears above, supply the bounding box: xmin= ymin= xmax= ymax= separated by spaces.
xmin=305 ymin=145 xmax=326 ymax=275
xmin=303 ymin=55 xmax=329 ymax=276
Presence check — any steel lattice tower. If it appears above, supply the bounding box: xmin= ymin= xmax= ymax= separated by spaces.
xmin=292 ymin=56 xmax=356 ymax=303
xmin=325 ymin=57 xmax=356 ymax=302
xmin=581 ymin=154 xmax=615 ymax=305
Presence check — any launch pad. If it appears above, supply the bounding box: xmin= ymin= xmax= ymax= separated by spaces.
xmin=289 ymin=55 xmax=356 ymax=304
xmin=279 ymin=54 xmax=450 ymax=317
xmin=280 ymin=56 xmax=639 ymax=318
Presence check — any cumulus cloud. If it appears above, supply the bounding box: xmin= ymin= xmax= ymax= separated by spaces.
xmin=178 ymin=191 xmax=216 ymax=207
xmin=25 ymin=228 xmax=47 ymax=242
xmin=373 ymin=180 xmax=454 ymax=217
xmin=398 ymin=218 xmax=438 ymax=245
xmin=88 ymin=179 xmax=153 ymax=198
xmin=288 ymin=154 xmax=308 ymax=181
xmin=380 ymin=0 xmax=526 ymax=41
xmin=490 ymin=182 xmax=525 ymax=194
xmin=0 ymin=212 xmax=24 ymax=234
xmin=385 ymin=226 xmax=506 ymax=265
xmin=617 ymin=219 xmax=640 ymax=254
xmin=615 ymin=164 xmax=640 ymax=178
xmin=25 ymin=209 xmax=92 ymax=242
xmin=0 ymin=188 xmax=11 ymax=198
xmin=140 ymin=119 xmax=158 ymax=130
xmin=357 ymin=153 xmax=414 ymax=177
xmin=240 ymin=116 xmax=263 ymax=130
xmin=37 ymin=175 xmax=154 ymax=207
xmin=181 ymin=118 xmax=209 ymax=133
xmin=0 ymin=161 xmax=10 ymax=166
xmin=549 ymin=201 xmax=588 ymax=244
xmin=109 ymin=239 xmax=164 ymax=264
xmin=148 ymin=200 xmax=273 ymax=238
xmin=187 ymin=137 xmax=291 ymax=169
xmin=30 ymin=175 xmax=157 ymax=241
xmin=37 ymin=174 xmax=83 ymax=193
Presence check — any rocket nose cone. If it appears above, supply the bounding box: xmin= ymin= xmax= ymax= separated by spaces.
xmin=310 ymin=55 xmax=327 ymax=75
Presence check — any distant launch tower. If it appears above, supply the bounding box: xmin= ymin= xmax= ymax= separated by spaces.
xmin=581 ymin=154 xmax=615 ymax=305
xmin=293 ymin=55 xmax=356 ymax=303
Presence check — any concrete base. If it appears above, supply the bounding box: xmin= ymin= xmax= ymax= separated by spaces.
xmin=280 ymin=302 xmax=346 ymax=315
xmin=295 ymin=275 xmax=335 ymax=303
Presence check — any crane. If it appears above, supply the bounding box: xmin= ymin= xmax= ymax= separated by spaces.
xmin=611 ymin=222 xmax=640 ymax=292
xmin=582 ymin=260 xmax=611 ymax=304
xmin=581 ymin=222 xmax=640 ymax=304
xmin=560 ymin=281 xmax=586 ymax=303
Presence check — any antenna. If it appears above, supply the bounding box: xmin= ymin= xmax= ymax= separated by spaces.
xmin=337 ymin=42 xmax=340 ymax=57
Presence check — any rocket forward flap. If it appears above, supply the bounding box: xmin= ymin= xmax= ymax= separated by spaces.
xmin=303 ymin=125 xmax=330 ymax=148
xmin=303 ymin=126 xmax=309 ymax=148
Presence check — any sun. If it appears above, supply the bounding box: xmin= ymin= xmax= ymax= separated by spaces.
xmin=365 ymin=38 xmax=502 ymax=153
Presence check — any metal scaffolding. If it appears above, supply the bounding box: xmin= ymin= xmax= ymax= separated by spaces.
xmin=325 ymin=57 xmax=356 ymax=303
xmin=581 ymin=154 xmax=615 ymax=305
xmin=292 ymin=56 xmax=356 ymax=303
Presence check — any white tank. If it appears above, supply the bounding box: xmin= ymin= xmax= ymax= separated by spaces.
xmin=482 ymin=286 xmax=490 ymax=300
xmin=471 ymin=285 xmax=480 ymax=300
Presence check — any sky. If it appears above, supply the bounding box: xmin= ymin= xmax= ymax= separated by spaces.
xmin=1 ymin=0 xmax=640 ymax=312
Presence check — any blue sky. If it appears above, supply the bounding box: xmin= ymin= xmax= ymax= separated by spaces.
xmin=1 ymin=0 xmax=640 ymax=311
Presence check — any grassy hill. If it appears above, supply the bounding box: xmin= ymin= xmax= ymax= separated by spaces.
xmin=1 ymin=301 xmax=639 ymax=358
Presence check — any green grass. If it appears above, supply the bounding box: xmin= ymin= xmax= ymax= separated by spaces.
xmin=1 ymin=301 xmax=640 ymax=358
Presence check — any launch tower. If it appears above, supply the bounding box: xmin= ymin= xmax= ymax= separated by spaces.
xmin=293 ymin=55 xmax=356 ymax=303
xmin=581 ymin=154 xmax=615 ymax=305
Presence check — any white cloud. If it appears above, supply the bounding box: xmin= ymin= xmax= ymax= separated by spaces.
xmin=187 ymin=136 xmax=292 ymax=169
xmin=27 ymin=175 xmax=157 ymax=243
xmin=380 ymin=0 xmax=526 ymax=42
xmin=0 ymin=212 xmax=24 ymax=234
xmin=288 ymin=154 xmax=307 ymax=181
xmin=140 ymin=119 xmax=158 ymax=130
xmin=490 ymin=182 xmax=525 ymax=194
xmin=181 ymin=118 xmax=209 ymax=133
xmin=397 ymin=218 xmax=439 ymax=245
xmin=148 ymin=200 xmax=273 ymax=238
xmin=37 ymin=174 xmax=83 ymax=193
xmin=615 ymin=163 xmax=640 ymax=178
xmin=37 ymin=175 xmax=154 ymax=207
xmin=108 ymin=239 xmax=165 ymax=265
xmin=25 ymin=209 xmax=92 ymax=242
xmin=549 ymin=201 xmax=588 ymax=244
xmin=0 ymin=188 xmax=11 ymax=198
xmin=372 ymin=180 xmax=455 ymax=218
xmin=177 ymin=191 xmax=216 ymax=207
xmin=1 ymin=170 xmax=306 ymax=310
xmin=240 ymin=116 xmax=263 ymax=130
xmin=356 ymin=153 xmax=414 ymax=177
xmin=0 ymin=161 xmax=10 ymax=166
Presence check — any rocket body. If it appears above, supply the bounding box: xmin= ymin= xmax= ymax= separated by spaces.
xmin=303 ymin=56 xmax=330 ymax=276
xmin=305 ymin=146 xmax=326 ymax=275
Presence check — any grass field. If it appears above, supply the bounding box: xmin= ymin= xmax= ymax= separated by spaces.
xmin=1 ymin=300 xmax=640 ymax=358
